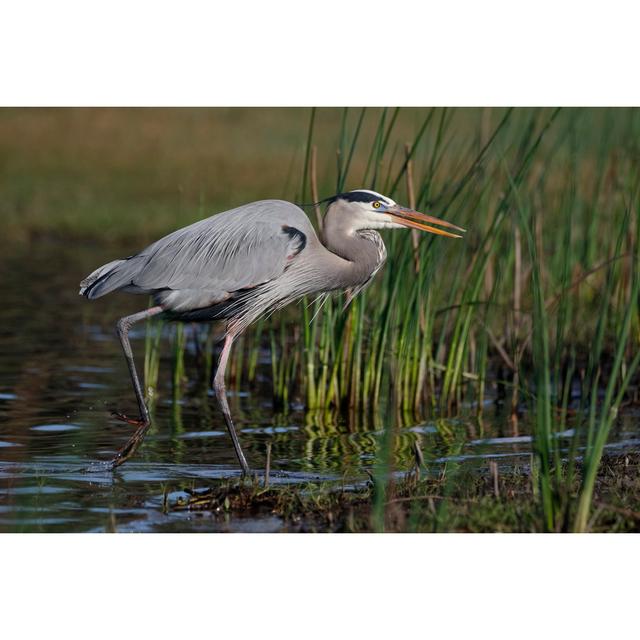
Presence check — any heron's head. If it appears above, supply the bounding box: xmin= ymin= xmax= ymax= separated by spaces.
xmin=326 ymin=189 xmax=465 ymax=238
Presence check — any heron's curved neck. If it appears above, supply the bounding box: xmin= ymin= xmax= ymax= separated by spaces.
xmin=321 ymin=207 xmax=386 ymax=288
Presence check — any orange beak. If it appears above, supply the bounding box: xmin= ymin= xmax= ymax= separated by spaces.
xmin=386 ymin=206 xmax=465 ymax=238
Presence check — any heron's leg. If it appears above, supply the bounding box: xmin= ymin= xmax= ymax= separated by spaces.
xmin=107 ymin=305 xmax=164 ymax=469
xmin=213 ymin=331 xmax=251 ymax=475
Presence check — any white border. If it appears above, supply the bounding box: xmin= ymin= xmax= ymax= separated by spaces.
xmin=2 ymin=534 xmax=638 ymax=638
xmin=2 ymin=1 xmax=640 ymax=105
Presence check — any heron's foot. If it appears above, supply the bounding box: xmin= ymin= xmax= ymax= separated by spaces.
xmin=111 ymin=410 xmax=147 ymax=426
xmin=82 ymin=448 xmax=136 ymax=474
xmin=85 ymin=414 xmax=151 ymax=473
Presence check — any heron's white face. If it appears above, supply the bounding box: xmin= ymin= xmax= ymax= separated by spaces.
xmin=336 ymin=189 xmax=465 ymax=237
xmin=337 ymin=190 xmax=404 ymax=230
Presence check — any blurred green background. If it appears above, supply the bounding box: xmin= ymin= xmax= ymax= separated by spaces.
xmin=0 ymin=107 xmax=421 ymax=242
xmin=0 ymin=106 xmax=620 ymax=242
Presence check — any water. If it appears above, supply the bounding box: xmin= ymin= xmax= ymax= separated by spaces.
xmin=1 ymin=238 xmax=639 ymax=532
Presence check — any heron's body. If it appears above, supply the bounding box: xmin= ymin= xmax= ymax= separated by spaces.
xmin=81 ymin=199 xmax=385 ymax=329
xmin=80 ymin=190 xmax=463 ymax=474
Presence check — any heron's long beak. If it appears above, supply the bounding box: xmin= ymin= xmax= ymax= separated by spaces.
xmin=387 ymin=206 xmax=465 ymax=238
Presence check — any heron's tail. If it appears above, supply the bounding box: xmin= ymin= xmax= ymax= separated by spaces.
xmin=79 ymin=258 xmax=129 ymax=299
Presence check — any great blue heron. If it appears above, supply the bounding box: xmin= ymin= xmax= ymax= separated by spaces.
xmin=80 ymin=189 xmax=464 ymax=474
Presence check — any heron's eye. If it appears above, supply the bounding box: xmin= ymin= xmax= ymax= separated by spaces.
xmin=372 ymin=201 xmax=381 ymax=209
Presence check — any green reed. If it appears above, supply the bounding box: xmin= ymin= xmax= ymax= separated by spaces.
xmin=171 ymin=323 xmax=186 ymax=400
xmin=305 ymin=108 xmax=639 ymax=528
xmin=574 ymin=206 xmax=640 ymax=532
xmin=143 ymin=107 xmax=640 ymax=530
xmin=143 ymin=310 xmax=163 ymax=412
xmin=505 ymin=114 xmax=640 ymax=531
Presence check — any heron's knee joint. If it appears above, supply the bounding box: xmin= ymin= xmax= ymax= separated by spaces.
xmin=116 ymin=318 xmax=131 ymax=336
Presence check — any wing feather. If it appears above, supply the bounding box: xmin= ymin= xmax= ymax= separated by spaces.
xmin=81 ymin=200 xmax=312 ymax=311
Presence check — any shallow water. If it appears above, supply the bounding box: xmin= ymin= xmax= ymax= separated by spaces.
xmin=1 ymin=239 xmax=639 ymax=532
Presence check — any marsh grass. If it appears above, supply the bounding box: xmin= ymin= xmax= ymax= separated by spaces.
xmin=281 ymin=108 xmax=638 ymax=530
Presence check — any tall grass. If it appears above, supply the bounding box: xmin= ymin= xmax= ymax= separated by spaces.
xmin=144 ymin=107 xmax=640 ymax=530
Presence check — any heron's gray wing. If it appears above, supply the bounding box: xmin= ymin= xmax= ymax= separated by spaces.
xmin=83 ymin=200 xmax=312 ymax=311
